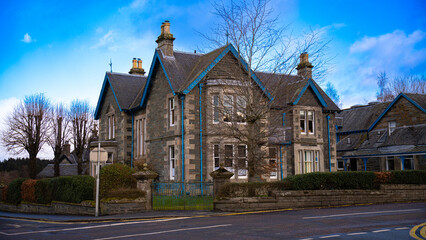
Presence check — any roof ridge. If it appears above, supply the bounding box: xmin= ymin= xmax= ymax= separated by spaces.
xmin=108 ymin=72 xmax=147 ymax=78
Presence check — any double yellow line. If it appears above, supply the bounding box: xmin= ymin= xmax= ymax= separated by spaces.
xmin=410 ymin=223 xmax=426 ymax=240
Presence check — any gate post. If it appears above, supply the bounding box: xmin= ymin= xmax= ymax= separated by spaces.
xmin=133 ymin=164 xmax=158 ymax=210
xmin=210 ymin=165 xmax=234 ymax=196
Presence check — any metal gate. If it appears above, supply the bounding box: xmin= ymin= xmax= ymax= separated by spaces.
xmin=152 ymin=182 xmax=214 ymax=210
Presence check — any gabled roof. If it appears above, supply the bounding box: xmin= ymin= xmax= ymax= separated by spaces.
xmin=367 ymin=93 xmax=426 ymax=131
xmin=257 ymin=73 xmax=340 ymax=111
xmin=337 ymin=103 xmax=388 ymax=133
xmin=94 ymin=72 xmax=147 ymax=120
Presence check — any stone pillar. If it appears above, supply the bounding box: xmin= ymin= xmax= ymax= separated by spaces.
xmin=210 ymin=166 xmax=234 ymax=196
xmin=132 ymin=164 xmax=158 ymax=210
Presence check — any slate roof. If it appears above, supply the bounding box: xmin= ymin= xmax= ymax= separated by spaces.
xmin=256 ymin=72 xmax=340 ymax=111
xmin=106 ymin=72 xmax=147 ymax=110
xmin=337 ymin=103 xmax=389 ymax=132
xmin=37 ymin=164 xmax=79 ymax=178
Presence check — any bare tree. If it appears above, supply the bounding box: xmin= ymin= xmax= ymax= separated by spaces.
xmin=1 ymin=94 xmax=50 ymax=179
xmin=377 ymin=72 xmax=425 ymax=102
xmin=201 ymin=0 xmax=332 ymax=181
xmin=47 ymin=104 xmax=69 ymax=177
xmin=68 ymin=99 xmax=93 ymax=175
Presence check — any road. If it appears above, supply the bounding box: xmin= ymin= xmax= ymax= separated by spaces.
xmin=0 ymin=202 xmax=425 ymax=239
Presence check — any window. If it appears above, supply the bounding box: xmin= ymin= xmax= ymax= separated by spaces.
xmin=213 ymin=95 xmax=219 ymax=123
xmin=300 ymin=111 xmax=306 ymax=134
xmin=386 ymin=156 xmax=395 ymax=170
xmin=169 ymin=146 xmax=175 ymax=180
xmin=237 ymin=145 xmax=247 ymax=177
xmin=308 ymin=111 xmax=314 ymax=134
xmin=223 ymin=95 xmax=233 ymax=122
xmin=135 ymin=117 xmax=146 ymax=157
xmin=169 ymin=98 xmax=175 ymax=126
xmin=388 ymin=121 xmax=396 ymax=135
xmin=213 ymin=145 xmax=220 ymax=170
xmin=300 ymin=110 xmax=314 ymax=134
xmin=108 ymin=115 xmax=115 ymax=139
xmin=236 ymin=96 xmax=247 ymax=123
xmin=403 ymin=156 xmax=414 ymax=170
xmin=269 ymin=147 xmax=277 ymax=178
xmin=299 ymin=150 xmax=319 ymax=174
xmin=304 ymin=151 xmax=314 ymax=173
xmin=314 ymin=151 xmax=319 ymax=172
xmin=337 ymin=160 xmax=344 ymax=170
xmin=224 ymin=145 xmax=234 ymax=173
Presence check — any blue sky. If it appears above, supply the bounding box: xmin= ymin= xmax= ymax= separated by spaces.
xmin=0 ymin=0 xmax=425 ymax=160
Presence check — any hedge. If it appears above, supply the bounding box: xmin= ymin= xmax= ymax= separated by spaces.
xmin=21 ymin=179 xmax=37 ymax=203
xmin=49 ymin=176 xmax=95 ymax=203
xmin=218 ymin=170 xmax=426 ymax=197
xmin=99 ymin=164 xmax=136 ymax=198
xmin=6 ymin=178 xmax=27 ymax=204
xmin=35 ymin=178 xmax=53 ymax=204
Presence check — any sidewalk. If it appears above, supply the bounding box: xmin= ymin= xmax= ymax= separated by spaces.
xmin=0 ymin=210 xmax=227 ymax=223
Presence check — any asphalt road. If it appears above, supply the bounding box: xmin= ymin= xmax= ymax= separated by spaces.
xmin=0 ymin=202 xmax=425 ymax=240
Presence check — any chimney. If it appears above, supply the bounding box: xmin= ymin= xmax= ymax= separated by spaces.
xmin=63 ymin=141 xmax=70 ymax=157
xmin=129 ymin=58 xmax=145 ymax=75
xmin=156 ymin=20 xmax=175 ymax=56
xmin=296 ymin=52 xmax=313 ymax=79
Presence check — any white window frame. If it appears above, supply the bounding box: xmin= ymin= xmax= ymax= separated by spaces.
xmin=269 ymin=147 xmax=278 ymax=179
xmin=169 ymin=98 xmax=175 ymax=127
xmin=213 ymin=144 xmax=220 ymax=170
xmin=223 ymin=95 xmax=233 ymax=123
xmin=108 ymin=114 xmax=115 ymax=139
xmin=300 ymin=110 xmax=306 ymax=134
xmin=237 ymin=145 xmax=247 ymax=178
xmin=169 ymin=146 xmax=175 ymax=180
xmin=308 ymin=111 xmax=314 ymax=134
xmin=388 ymin=121 xmax=396 ymax=135
xmin=314 ymin=151 xmax=320 ymax=172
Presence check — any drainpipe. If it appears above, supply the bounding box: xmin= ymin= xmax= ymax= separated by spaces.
xmin=400 ymin=156 xmax=405 ymax=170
xmin=362 ymin=158 xmax=368 ymax=171
xmin=131 ymin=113 xmax=134 ymax=169
xmin=326 ymin=115 xmax=331 ymax=172
xmin=181 ymin=95 xmax=185 ymax=185
xmin=199 ymin=84 xmax=203 ymax=195
xmin=279 ymin=145 xmax=283 ymax=180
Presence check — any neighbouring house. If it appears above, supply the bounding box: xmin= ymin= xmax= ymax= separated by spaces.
xmin=93 ymin=21 xmax=340 ymax=182
xmin=336 ymin=93 xmax=426 ymax=171
xmin=37 ymin=142 xmax=90 ymax=178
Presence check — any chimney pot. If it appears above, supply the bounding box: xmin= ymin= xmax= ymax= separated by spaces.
xmin=156 ymin=20 xmax=175 ymax=56
xmin=132 ymin=58 xmax=137 ymax=69
xmin=296 ymin=52 xmax=313 ymax=79
xmin=137 ymin=59 xmax=142 ymax=69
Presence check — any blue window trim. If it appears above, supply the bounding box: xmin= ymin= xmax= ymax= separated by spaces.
xmin=94 ymin=73 xmax=123 ymax=120
xmin=368 ymin=93 xmax=426 ymax=131
xmin=182 ymin=44 xmax=273 ymax=100
xmin=282 ymin=113 xmax=286 ymax=126
xmin=139 ymin=50 xmax=176 ymax=108
xmin=292 ymin=79 xmax=327 ymax=108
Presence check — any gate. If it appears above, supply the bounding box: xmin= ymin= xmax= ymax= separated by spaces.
xmin=152 ymin=182 xmax=214 ymax=210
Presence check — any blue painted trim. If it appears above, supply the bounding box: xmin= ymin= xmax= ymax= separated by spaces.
xmin=368 ymin=93 xmax=426 ymax=131
xmin=362 ymin=158 xmax=368 ymax=171
xmin=292 ymin=79 xmax=327 ymax=108
xmin=131 ymin=113 xmax=134 ymax=169
xmin=343 ymin=151 xmax=426 ymax=158
xmin=282 ymin=113 xmax=286 ymax=126
xmin=400 ymin=156 xmax=405 ymax=170
xmin=326 ymin=115 xmax=331 ymax=172
xmin=343 ymin=159 xmax=348 ymax=171
xmin=181 ymin=95 xmax=185 ymax=184
xmin=279 ymin=141 xmax=292 ymax=145
xmin=94 ymin=74 xmax=123 ymax=119
xmin=279 ymin=145 xmax=283 ymax=180
xmin=337 ymin=129 xmax=368 ymax=135
xmin=199 ymin=84 xmax=203 ymax=195
xmin=182 ymin=44 xmax=273 ymax=100
xmin=139 ymin=50 xmax=175 ymax=108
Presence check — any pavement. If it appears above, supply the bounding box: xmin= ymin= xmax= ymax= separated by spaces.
xmin=0 ymin=210 xmax=228 ymax=223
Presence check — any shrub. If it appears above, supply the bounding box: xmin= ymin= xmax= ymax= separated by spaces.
xmin=50 ymin=175 xmax=95 ymax=203
xmin=100 ymin=164 xmax=136 ymax=198
xmin=388 ymin=170 xmax=426 ymax=184
xmin=21 ymin=179 xmax=37 ymax=203
xmin=2 ymin=185 xmax=8 ymax=202
xmin=35 ymin=178 xmax=53 ymax=204
xmin=103 ymin=188 xmax=146 ymax=200
xmin=6 ymin=178 xmax=27 ymax=205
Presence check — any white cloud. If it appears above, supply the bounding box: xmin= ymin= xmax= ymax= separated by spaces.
xmin=118 ymin=0 xmax=147 ymax=14
xmin=91 ymin=30 xmax=114 ymax=49
xmin=21 ymin=33 xmax=34 ymax=43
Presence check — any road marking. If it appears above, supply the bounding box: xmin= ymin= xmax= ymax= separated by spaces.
xmin=410 ymin=222 xmax=426 ymax=240
xmin=91 ymin=224 xmax=232 ymax=240
xmin=372 ymin=229 xmax=390 ymax=233
xmin=299 ymin=238 xmax=313 ymax=240
xmin=302 ymin=208 xmax=421 ymax=219
xmin=395 ymin=227 xmax=409 ymax=230
xmin=0 ymin=217 xmax=190 ymax=236
xmin=347 ymin=232 xmax=367 ymax=235
xmin=319 ymin=235 xmax=340 ymax=238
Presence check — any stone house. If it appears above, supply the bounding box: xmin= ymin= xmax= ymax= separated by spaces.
xmin=93 ymin=21 xmax=340 ymax=182
xmin=336 ymin=93 xmax=426 ymax=171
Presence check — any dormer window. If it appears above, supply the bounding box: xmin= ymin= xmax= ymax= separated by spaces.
xmin=388 ymin=121 xmax=396 ymax=135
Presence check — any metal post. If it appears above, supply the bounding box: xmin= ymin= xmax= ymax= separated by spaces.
xmin=326 ymin=115 xmax=331 ymax=172
xmin=343 ymin=158 xmax=347 ymax=171
xmin=95 ymin=142 xmax=100 ymax=217
xmin=199 ymin=84 xmax=203 ymax=196
xmin=279 ymin=145 xmax=283 ymax=180
xmin=181 ymin=95 xmax=185 ymax=194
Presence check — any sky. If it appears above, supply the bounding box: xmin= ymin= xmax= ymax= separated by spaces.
xmin=0 ymin=0 xmax=425 ymax=160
